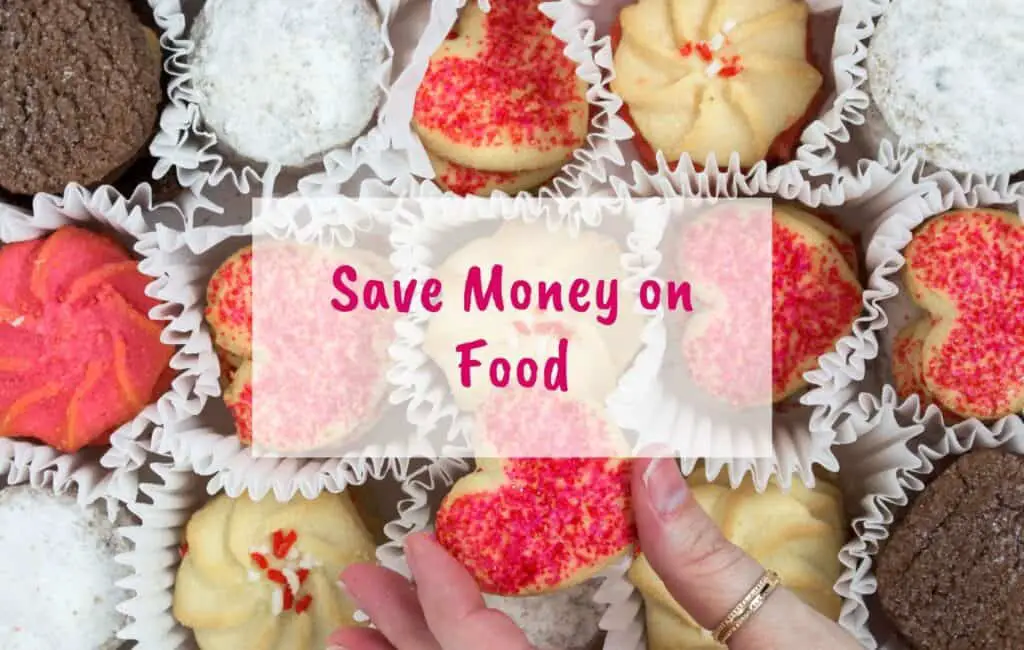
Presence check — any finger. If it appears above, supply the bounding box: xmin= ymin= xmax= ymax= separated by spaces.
xmin=327 ymin=626 xmax=395 ymax=650
xmin=633 ymin=457 xmax=765 ymax=628
xmin=404 ymin=532 xmax=534 ymax=650
xmin=632 ymin=458 xmax=860 ymax=649
xmin=339 ymin=563 xmax=442 ymax=650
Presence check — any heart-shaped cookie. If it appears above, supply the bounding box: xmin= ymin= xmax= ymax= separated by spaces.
xmin=0 ymin=226 xmax=174 ymax=451
xmin=902 ymin=209 xmax=1024 ymax=419
xmin=677 ymin=204 xmax=861 ymax=405
xmin=413 ymin=0 xmax=588 ymax=174
xmin=435 ymin=390 xmax=635 ymax=596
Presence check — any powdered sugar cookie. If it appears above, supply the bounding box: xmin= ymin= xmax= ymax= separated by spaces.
xmin=867 ymin=0 xmax=1024 ymax=175
xmin=435 ymin=390 xmax=634 ymax=596
xmin=483 ymin=580 xmax=604 ymax=650
xmin=902 ymin=209 xmax=1024 ymax=419
xmin=189 ymin=0 xmax=385 ymax=167
xmin=414 ymin=0 xmax=588 ymax=174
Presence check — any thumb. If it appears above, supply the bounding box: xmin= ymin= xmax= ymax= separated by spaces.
xmin=631 ymin=456 xmax=765 ymax=631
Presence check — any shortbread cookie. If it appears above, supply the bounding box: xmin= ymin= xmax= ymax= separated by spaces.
xmin=0 ymin=227 xmax=174 ymax=452
xmin=428 ymin=150 xmax=564 ymax=196
xmin=902 ymin=209 xmax=1024 ymax=419
xmin=435 ymin=390 xmax=634 ymax=596
xmin=173 ymin=491 xmax=375 ymax=650
xmin=611 ymin=0 xmax=823 ymax=168
xmin=413 ymin=0 xmax=588 ymax=173
xmin=629 ymin=472 xmax=846 ymax=650
xmin=678 ymin=204 xmax=862 ymax=405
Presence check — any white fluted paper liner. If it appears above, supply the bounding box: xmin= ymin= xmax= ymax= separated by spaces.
xmin=378 ymin=0 xmax=629 ymax=200
xmin=832 ymin=0 xmax=1024 ymax=197
xmin=0 ymin=186 xmax=215 ymax=500
xmin=599 ymin=152 xmax=942 ymax=490
xmin=148 ymin=213 xmax=452 ymax=501
xmin=542 ymin=0 xmax=857 ymax=191
xmin=825 ymin=384 xmax=1024 ymax=650
xmin=837 ymin=148 xmax=1024 ymax=442
xmin=149 ymin=0 xmax=407 ymax=209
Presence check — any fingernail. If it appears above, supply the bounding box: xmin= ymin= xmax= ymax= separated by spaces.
xmin=643 ymin=457 xmax=689 ymax=519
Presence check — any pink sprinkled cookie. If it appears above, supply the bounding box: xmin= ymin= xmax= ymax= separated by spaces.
xmin=772 ymin=206 xmax=862 ymax=401
xmin=435 ymin=390 xmax=635 ymax=596
xmin=902 ymin=209 xmax=1024 ymax=419
xmin=205 ymin=247 xmax=252 ymax=359
xmin=678 ymin=203 xmax=862 ymax=405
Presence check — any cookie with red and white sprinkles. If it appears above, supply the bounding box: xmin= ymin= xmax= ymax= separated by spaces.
xmin=414 ymin=0 xmax=588 ymax=192
xmin=435 ymin=390 xmax=635 ymax=596
xmin=173 ymin=491 xmax=375 ymax=650
xmin=903 ymin=209 xmax=1024 ymax=419
xmin=205 ymin=246 xmax=252 ymax=359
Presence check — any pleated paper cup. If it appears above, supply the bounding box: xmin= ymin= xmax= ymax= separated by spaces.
xmin=380 ymin=0 xmax=629 ymax=200
xmin=0 ymin=187 xmax=215 ymax=498
xmin=149 ymin=0 xmax=409 ymax=221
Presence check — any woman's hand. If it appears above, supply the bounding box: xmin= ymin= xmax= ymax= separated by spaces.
xmin=327 ymin=457 xmax=862 ymax=650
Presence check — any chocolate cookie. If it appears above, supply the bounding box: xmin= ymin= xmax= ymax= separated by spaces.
xmin=0 ymin=0 xmax=162 ymax=196
xmin=877 ymin=450 xmax=1024 ymax=649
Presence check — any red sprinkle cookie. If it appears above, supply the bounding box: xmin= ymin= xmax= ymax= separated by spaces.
xmin=901 ymin=209 xmax=1024 ymax=419
xmin=772 ymin=206 xmax=862 ymax=401
xmin=413 ymin=0 xmax=588 ymax=194
xmin=610 ymin=0 xmax=822 ymax=168
xmin=435 ymin=390 xmax=635 ymax=595
xmin=0 ymin=227 xmax=173 ymax=452
xmin=205 ymin=247 xmax=253 ymax=359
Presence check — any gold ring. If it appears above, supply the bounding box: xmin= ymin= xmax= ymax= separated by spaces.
xmin=710 ymin=569 xmax=781 ymax=644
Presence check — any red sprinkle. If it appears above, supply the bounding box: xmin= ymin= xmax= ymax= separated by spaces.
xmin=266 ymin=569 xmax=287 ymax=585
xmin=296 ymin=568 xmax=310 ymax=585
xmin=179 ymin=542 xmax=189 ymax=558
xmin=295 ymin=594 xmax=314 ymax=615
xmin=282 ymin=586 xmax=295 ymax=611
xmin=250 ymin=552 xmax=269 ymax=570
xmin=272 ymin=529 xmax=299 ymax=560
xmin=694 ymin=41 xmax=713 ymax=62
xmin=679 ymin=41 xmax=694 ymax=57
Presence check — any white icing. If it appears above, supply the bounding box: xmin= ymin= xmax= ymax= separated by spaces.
xmin=0 ymin=486 xmax=129 ymax=650
xmin=190 ymin=0 xmax=385 ymax=167
xmin=483 ymin=580 xmax=603 ymax=650
xmin=867 ymin=0 xmax=1024 ymax=174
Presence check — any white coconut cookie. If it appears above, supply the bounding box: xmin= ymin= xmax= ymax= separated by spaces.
xmin=190 ymin=0 xmax=385 ymax=167
xmin=483 ymin=580 xmax=604 ymax=650
xmin=866 ymin=0 xmax=1024 ymax=175
xmin=0 ymin=486 xmax=131 ymax=650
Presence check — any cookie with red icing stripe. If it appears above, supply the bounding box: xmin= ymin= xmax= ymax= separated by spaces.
xmin=435 ymin=390 xmax=634 ymax=596
xmin=902 ymin=209 xmax=1024 ymax=419
xmin=0 ymin=226 xmax=174 ymax=452
xmin=414 ymin=0 xmax=588 ymax=193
